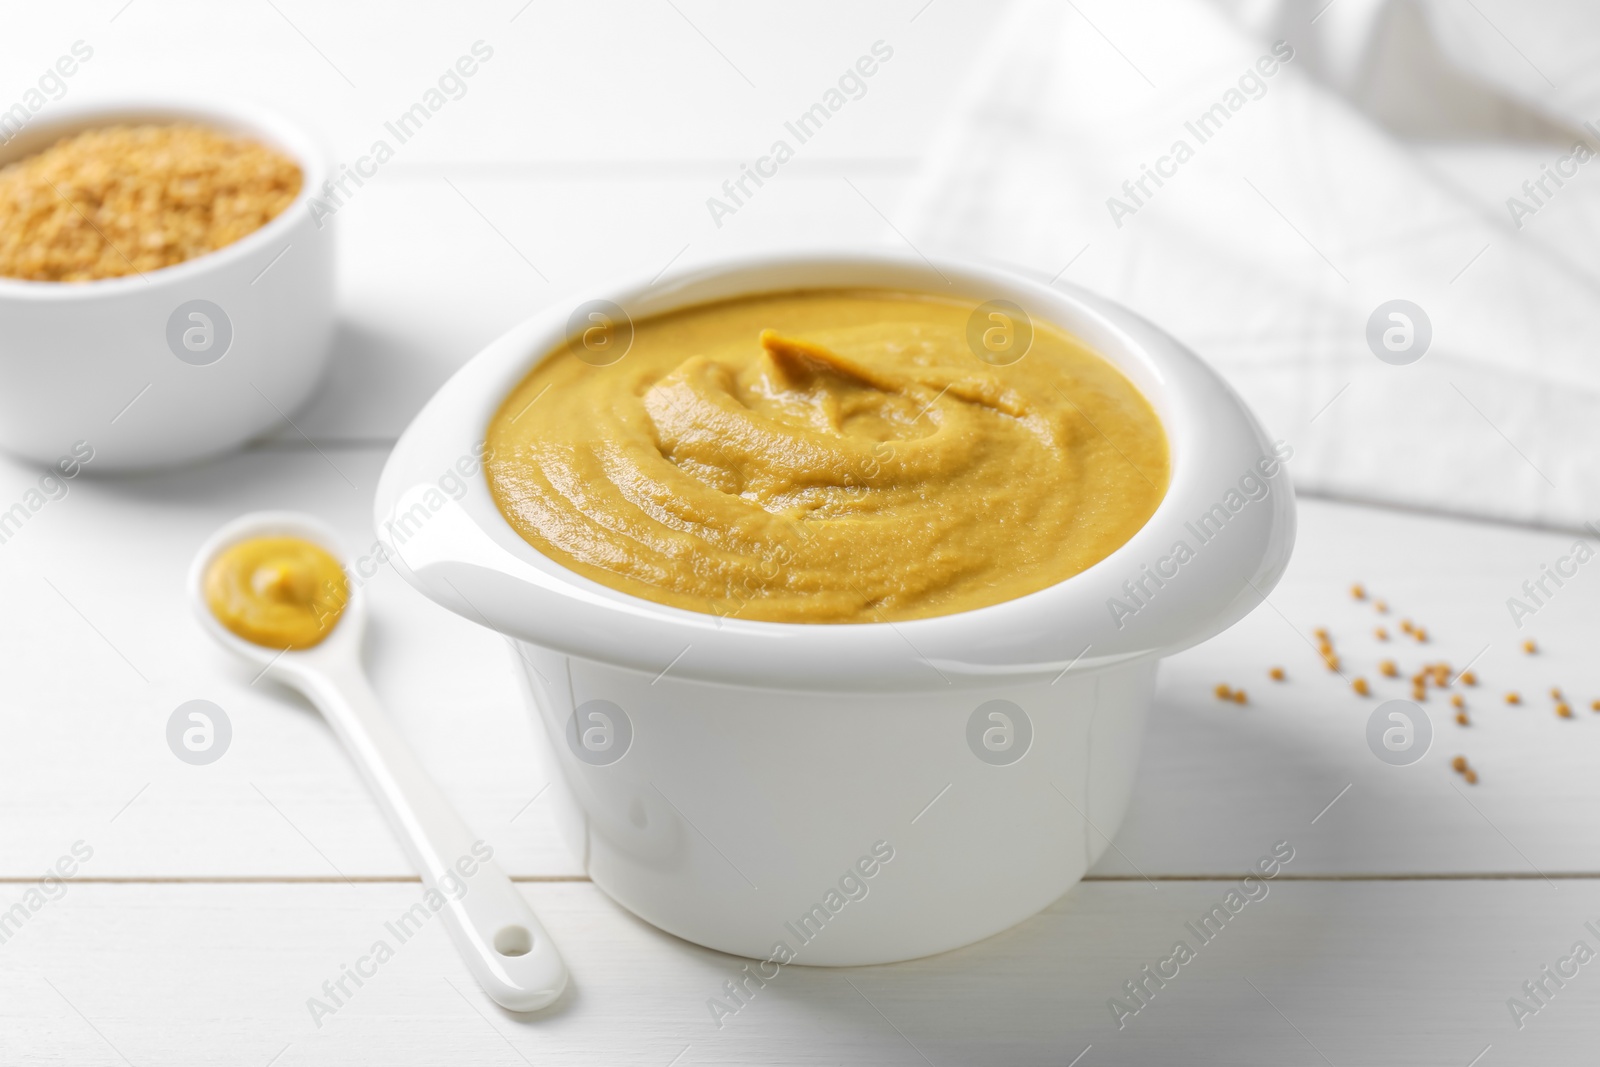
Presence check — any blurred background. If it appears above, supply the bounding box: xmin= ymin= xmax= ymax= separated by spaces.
xmin=10 ymin=0 xmax=1599 ymax=527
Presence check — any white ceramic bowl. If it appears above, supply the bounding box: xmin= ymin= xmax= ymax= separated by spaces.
xmin=374 ymin=251 xmax=1296 ymax=965
xmin=0 ymin=98 xmax=335 ymax=471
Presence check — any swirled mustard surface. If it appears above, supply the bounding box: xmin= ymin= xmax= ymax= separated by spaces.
xmin=205 ymin=536 xmax=348 ymax=649
xmin=485 ymin=290 xmax=1168 ymax=623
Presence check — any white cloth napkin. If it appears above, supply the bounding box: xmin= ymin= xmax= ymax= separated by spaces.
xmin=899 ymin=0 xmax=1600 ymax=529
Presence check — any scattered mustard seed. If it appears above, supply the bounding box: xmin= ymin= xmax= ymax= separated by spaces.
xmin=1269 ymin=667 xmax=1285 ymax=681
xmin=1451 ymin=756 xmax=1468 ymax=773
xmin=1464 ymin=768 xmax=1478 ymax=785
xmin=1558 ymin=703 xmax=1573 ymax=719
xmin=1351 ymin=583 xmax=1367 ymax=600
xmin=1461 ymin=671 xmax=1478 ymax=686
xmin=1380 ymin=660 xmax=1399 ymax=678
xmin=1375 ymin=627 xmax=1389 ymax=641
xmin=1232 ymin=689 xmax=1247 ymax=705
xmin=1523 ymin=639 xmax=1538 ymax=654
xmin=1352 ymin=677 xmax=1370 ymax=696
xmin=1506 ymin=692 xmax=1521 ymax=706
xmin=1456 ymin=712 xmax=1469 ymax=726
xmin=1214 ymin=684 xmax=1232 ymax=700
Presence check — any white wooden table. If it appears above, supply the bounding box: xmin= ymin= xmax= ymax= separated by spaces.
xmin=6 ymin=3 xmax=1600 ymax=1063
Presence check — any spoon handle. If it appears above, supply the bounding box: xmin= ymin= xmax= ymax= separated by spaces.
xmin=300 ymin=661 xmax=568 ymax=1012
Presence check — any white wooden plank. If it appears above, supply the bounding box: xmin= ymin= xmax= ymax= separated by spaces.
xmin=3 ymin=440 xmax=1599 ymax=880
xmin=0 ymin=0 xmax=1003 ymax=164
xmin=285 ymin=170 xmax=916 ymax=443
xmin=1 ymin=879 xmax=1593 ymax=1064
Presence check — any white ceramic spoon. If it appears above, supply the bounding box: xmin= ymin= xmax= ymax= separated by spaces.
xmin=189 ymin=511 xmax=568 ymax=1012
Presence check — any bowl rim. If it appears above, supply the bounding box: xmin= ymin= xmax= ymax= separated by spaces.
xmin=374 ymin=249 xmax=1296 ymax=691
xmin=0 ymin=94 xmax=326 ymax=297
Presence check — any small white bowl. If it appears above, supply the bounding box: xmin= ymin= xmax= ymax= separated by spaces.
xmin=0 ymin=97 xmax=335 ymax=471
xmin=374 ymin=251 xmax=1296 ymax=965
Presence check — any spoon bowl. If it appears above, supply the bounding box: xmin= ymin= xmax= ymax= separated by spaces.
xmin=188 ymin=510 xmax=365 ymax=675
